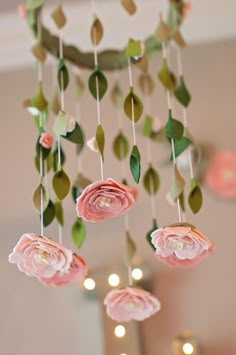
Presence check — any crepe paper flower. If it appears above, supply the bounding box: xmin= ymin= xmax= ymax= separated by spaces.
xmin=87 ymin=136 xmax=99 ymax=153
xmin=76 ymin=178 xmax=138 ymax=222
xmin=183 ymin=2 xmax=191 ymax=18
xmin=8 ymin=233 xmax=73 ymax=278
xmin=104 ymin=287 xmax=161 ymax=322
xmin=204 ymin=151 xmax=236 ymax=198
xmin=151 ymin=226 xmax=215 ymax=267
xmin=39 ymin=253 xmax=88 ymax=286
xmin=67 ymin=115 xmax=76 ymax=133
xmin=18 ymin=4 xmax=26 ymax=18
xmin=39 ymin=132 xmax=53 ymax=149
xmin=152 ymin=116 xmax=163 ymax=133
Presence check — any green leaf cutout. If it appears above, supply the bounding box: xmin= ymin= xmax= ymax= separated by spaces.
xmin=63 ymin=122 xmax=84 ymax=145
xmin=72 ymin=218 xmax=86 ymax=248
xmin=174 ymin=76 xmax=191 ymax=107
xmin=170 ymin=164 xmax=185 ymax=200
xmin=36 ymin=137 xmax=51 ymax=160
xmin=35 ymin=153 xmax=53 ymax=174
xmin=55 ymin=200 xmax=64 ymax=226
xmin=146 ymin=218 xmax=157 ymax=251
xmin=57 ymin=59 xmax=69 ymax=91
xmin=53 ymin=110 xmax=69 ymax=136
xmin=31 ymin=42 xmax=46 ymax=63
xmin=88 ymin=67 xmax=108 ymax=101
xmin=121 ymin=0 xmax=137 ymax=15
xmin=138 ymin=74 xmax=154 ymax=96
xmin=53 ymin=144 xmax=65 ymax=171
xmin=143 ymin=165 xmax=160 ymax=195
xmin=51 ymin=5 xmax=67 ymax=29
xmin=170 ymin=136 xmax=191 ymax=160
xmin=124 ymin=231 xmax=136 ymax=267
xmin=31 ymin=82 xmax=48 ymax=112
xmin=165 ymin=110 xmax=184 ymax=140
xmin=155 ymin=15 xmax=170 ymax=42
xmin=130 ymin=145 xmax=141 ymax=183
xmin=125 ymin=38 xmax=141 ymax=58
xmin=74 ymin=75 xmax=85 ymax=101
xmin=52 ymin=168 xmax=70 ymax=200
xmin=96 ymin=124 xmax=105 ymax=161
xmin=179 ymin=191 xmax=185 ymax=212
xmin=33 ymin=110 xmax=48 ymax=130
xmin=112 ymin=131 xmax=129 ymax=160
xmin=26 ymin=0 xmax=44 ymax=10
xmin=172 ymin=30 xmax=186 ymax=48
xmin=143 ymin=115 xmax=153 ymax=137
xmin=42 ymin=200 xmax=56 ymax=227
xmin=50 ymin=91 xmax=61 ymax=115
xmin=90 ymin=17 xmax=104 ymax=46
xmin=33 ymin=182 xmax=49 ymax=213
xmin=111 ymin=82 xmax=123 ymax=108
xmin=124 ymin=88 xmax=143 ymax=122
xmin=158 ymin=59 xmax=174 ymax=91
xmin=188 ymin=178 xmax=203 ymax=214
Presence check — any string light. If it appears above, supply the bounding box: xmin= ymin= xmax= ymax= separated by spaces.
xmin=108 ymin=273 xmax=120 ymax=287
xmin=84 ymin=278 xmax=96 ymax=290
xmin=114 ymin=325 xmax=126 ymax=338
xmin=131 ymin=268 xmax=143 ymax=280
xmin=183 ymin=342 xmax=194 ymax=354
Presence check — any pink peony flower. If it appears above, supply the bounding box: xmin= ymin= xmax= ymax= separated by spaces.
xmin=204 ymin=151 xmax=236 ymax=198
xmin=87 ymin=136 xmax=99 ymax=153
xmin=67 ymin=115 xmax=76 ymax=133
xmin=39 ymin=253 xmax=88 ymax=286
xmin=18 ymin=4 xmax=26 ymax=18
xmin=104 ymin=287 xmax=161 ymax=322
xmin=39 ymin=132 xmax=53 ymax=149
xmin=76 ymin=178 xmax=138 ymax=222
xmin=9 ymin=234 xmax=73 ymax=278
xmin=151 ymin=226 xmax=215 ymax=267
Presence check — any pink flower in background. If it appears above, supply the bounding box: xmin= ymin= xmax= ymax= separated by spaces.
xmin=87 ymin=136 xmax=99 ymax=153
xmin=67 ymin=115 xmax=76 ymax=133
xmin=39 ymin=253 xmax=88 ymax=286
xmin=39 ymin=132 xmax=53 ymax=149
xmin=104 ymin=287 xmax=161 ymax=322
xmin=76 ymin=178 xmax=138 ymax=222
xmin=152 ymin=116 xmax=163 ymax=133
xmin=9 ymin=234 xmax=73 ymax=278
xmin=151 ymin=226 xmax=215 ymax=267
xmin=204 ymin=151 xmax=236 ymax=198
xmin=18 ymin=4 xmax=26 ymax=18
xmin=183 ymin=2 xmax=191 ymax=18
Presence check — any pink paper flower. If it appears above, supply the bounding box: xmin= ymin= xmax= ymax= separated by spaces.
xmin=39 ymin=132 xmax=53 ymax=149
xmin=18 ymin=4 xmax=26 ymax=18
xmin=151 ymin=226 xmax=215 ymax=267
xmin=204 ymin=151 xmax=236 ymax=198
xmin=9 ymin=234 xmax=73 ymax=278
xmin=39 ymin=253 xmax=88 ymax=286
xmin=76 ymin=178 xmax=138 ymax=222
xmin=104 ymin=287 xmax=161 ymax=322
xmin=67 ymin=115 xmax=76 ymax=133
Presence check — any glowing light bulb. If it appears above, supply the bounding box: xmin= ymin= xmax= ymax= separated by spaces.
xmin=132 ymin=268 xmax=143 ymax=280
xmin=108 ymin=273 xmax=120 ymax=287
xmin=84 ymin=278 xmax=96 ymax=290
xmin=114 ymin=325 xmax=126 ymax=338
xmin=183 ymin=342 xmax=194 ymax=354
xmin=120 ymin=353 xmax=128 ymax=355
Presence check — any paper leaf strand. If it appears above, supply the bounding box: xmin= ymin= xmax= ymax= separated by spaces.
xmin=155 ymin=16 xmax=170 ymax=42
xmin=26 ymin=0 xmax=44 ymax=10
xmin=143 ymin=115 xmax=153 ymax=137
xmin=72 ymin=218 xmax=86 ymax=248
xmin=33 ymin=182 xmax=49 ymax=213
xmin=172 ymin=30 xmax=186 ymax=48
xmin=53 ymin=145 xmax=65 ymax=171
xmin=146 ymin=218 xmax=158 ymax=250
xmin=31 ymin=82 xmax=48 ymax=112
xmin=52 ymin=168 xmax=71 ymax=200
xmin=170 ymin=164 xmax=185 ymax=200
xmin=53 ymin=110 xmax=69 ymax=136
xmin=174 ymin=75 xmax=191 ymax=107
xmin=35 ymin=153 xmax=53 ymax=174
xmin=130 ymin=145 xmax=141 ymax=183
xmin=31 ymin=42 xmax=46 ymax=63
xmin=51 ymin=5 xmax=67 ymax=29
xmin=124 ymin=231 xmax=136 ymax=267
xmin=50 ymin=91 xmax=61 ymax=115
xmin=124 ymin=88 xmax=143 ymax=122
xmin=170 ymin=136 xmax=191 ymax=160
xmin=96 ymin=124 xmax=105 ymax=161
xmin=165 ymin=110 xmax=184 ymax=140
xmin=138 ymin=74 xmax=155 ymax=96
xmin=54 ymin=200 xmax=64 ymax=226
xmin=36 ymin=137 xmax=51 ymax=160
xmin=125 ymin=38 xmax=141 ymax=58
xmin=158 ymin=59 xmax=174 ymax=91
xmin=121 ymin=0 xmax=137 ymax=15
xmin=134 ymin=53 xmax=149 ymax=73
xmin=112 ymin=132 xmax=129 ymax=160
xmin=143 ymin=165 xmax=160 ymax=195
xmin=63 ymin=122 xmax=84 ymax=145
xmin=42 ymin=200 xmax=56 ymax=227
xmin=111 ymin=82 xmax=123 ymax=108
xmin=74 ymin=75 xmax=85 ymax=101
xmin=179 ymin=191 xmax=185 ymax=212
xmin=90 ymin=17 xmax=104 ymax=46
xmin=188 ymin=178 xmax=203 ymax=214
xmin=88 ymin=67 xmax=108 ymax=101
xmin=57 ymin=59 xmax=69 ymax=91
xmin=72 ymin=173 xmax=92 ymax=202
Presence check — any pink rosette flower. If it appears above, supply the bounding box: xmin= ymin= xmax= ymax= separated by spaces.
xmin=76 ymin=178 xmax=138 ymax=222
xmin=204 ymin=151 xmax=236 ymax=198
xmin=151 ymin=226 xmax=215 ymax=267
xmin=39 ymin=253 xmax=88 ymax=286
xmin=104 ymin=287 xmax=161 ymax=322
xmin=67 ymin=115 xmax=76 ymax=133
xmin=8 ymin=234 xmax=73 ymax=278
xmin=39 ymin=133 xmax=53 ymax=149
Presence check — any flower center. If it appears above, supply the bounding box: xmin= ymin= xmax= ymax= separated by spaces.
xmin=169 ymin=239 xmax=185 ymax=251
xmin=35 ymin=250 xmax=49 ymax=264
xmin=99 ymin=196 xmax=111 ymax=208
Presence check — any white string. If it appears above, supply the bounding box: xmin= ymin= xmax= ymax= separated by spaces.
xmin=75 ymin=101 xmax=83 ymax=172
xmin=39 ymin=113 xmax=44 ymax=236
xmin=128 ymin=266 xmax=133 ymax=286
xmin=58 ymin=225 xmax=63 ymax=244
xmin=128 ymin=59 xmax=137 ymax=146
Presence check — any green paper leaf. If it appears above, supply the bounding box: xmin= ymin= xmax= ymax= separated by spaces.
xmin=158 ymin=59 xmax=174 ymax=91
xmin=124 ymin=231 xmax=136 ymax=267
xmin=179 ymin=191 xmax=185 ymax=212
xmin=36 ymin=137 xmax=51 ymax=160
xmin=90 ymin=17 xmax=104 ymax=46
xmin=53 ymin=144 xmax=65 ymax=171
xmin=33 ymin=110 xmax=48 ymax=130
xmin=53 ymin=110 xmax=69 ymax=136
xmin=143 ymin=115 xmax=153 ymax=137
xmin=33 ymin=182 xmax=49 ymax=213
xmin=122 ymin=178 xmax=128 ymax=186
xmin=31 ymin=41 xmax=46 ymax=63
xmin=51 ymin=5 xmax=67 ymax=29
xmin=155 ymin=16 xmax=170 ymax=42
xmin=57 ymin=59 xmax=69 ymax=91
xmin=72 ymin=173 xmax=92 ymax=202
xmin=172 ymin=30 xmax=186 ymax=48
xmin=188 ymin=178 xmax=203 ymax=214
xmin=124 ymin=88 xmax=143 ymax=122
xmin=96 ymin=124 xmax=105 ymax=161
xmin=121 ymin=0 xmax=137 ymax=15
xmin=170 ymin=164 xmax=185 ymax=200
xmin=112 ymin=131 xmax=129 ymax=160
xmin=74 ymin=75 xmax=85 ymax=101
xmin=130 ymin=145 xmax=141 ymax=183
xmin=143 ymin=165 xmax=160 ymax=195
xmin=174 ymin=76 xmax=191 ymax=107
xmin=50 ymin=90 xmax=61 ymax=115
xmin=72 ymin=218 xmax=86 ymax=248
xmin=138 ymin=74 xmax=154 ymax=96
xmin=111 ymin=82 xmax=123 ymax=108
xmin=52 ymin=168 xmax=70 ymax=200
xmin=55 ymin=200 xmax=64 ymax=226
xmin=146 ymin=218 xmax=157 ymax=251
xmin=26 ymin=0 xmax=44 ymax=10
xmin=63 ymin=122 xmax=84 ymax=145
xmin=125 ymin=38 xmax=141 ymax=58
xmin=31 ymin=82 xmax=48 ymax=112
xmin=42 ymin=200 xmax=56 ymax=227
xmin=165 ymin=110 xmax=184 ymax=140
xmin=170 ymin=136 xmax=191 ymax=160
xmin=88 ymin=67 xmax=108 ymax=101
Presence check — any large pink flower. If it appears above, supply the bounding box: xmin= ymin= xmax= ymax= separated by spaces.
xmin=151 ymin=226 xmax=215 ymax=267
xmin=8 ymin=234 xmax=73 ymax=278
xmin=39 ymin=253 xmax=88 ymax=286
xmin=76 ymin=178 xmax=138 ymax=222
xmin=204 ymin=151 xmax=236 ymax=198
xmin=104 ymin=287 xmax=161 ymax=322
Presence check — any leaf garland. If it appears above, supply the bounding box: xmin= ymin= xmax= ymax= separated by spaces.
xmin=158 ymin=59 xmax=174 ymax=91
xmin=42 ymin=200 xmax=56 ymax=227
xmin=170 ymin=164 xmax=185 ymax=201
xmin=124 ymin=231 xmax=136 ymax=267
xmin=55 ymin=199 xmax=64 ymax=226
xmin=90 ymin=17 xmax=104 ymax=46
xmin=52 ymin=168 xmax=70 ymax=200
xmin=31 ymin=82 xmax=48 ymax=112
xmin=53 ymin=144 xmax=65 ymax=171
xmin=170 ymin=136 xmax=191 ymax=160
xmin=125 ymin=38 xmax=141 ymax=58
xmin=57 ymin=59 xmax=69 ymax=91
xmin=124 ymin=88 xmax=143 ymax=122
xmin=111 ymin=82 xmax=123 ymax=108
xmin=143 ymin=115 xmax=153 ymax=137
xmin=33 ymin=182 xmax=49 ymax=213
xmin=112 ymin=131 xmax=129 ymax=160
xmin=72 ymin=173 xmax=92 ymax=202
xmin=174 ymin=75 xmax=191 ymax=107
xmin=51 ymin=4 xmax=67 ymax=29
xmin=72 ymin=218 xmax=86 ymax=248
xmin=188 ymin=178 xmax=203 ymax=214
xmin=146 ymin=218 xmax=157 ymax=250
xmin=121 ymin=0 xmax=137 ymax=15
xmin=138 ymin=73 xmax=155 ymax=96
xmin=88 ymin=66 xmax=108 ymax=101
xmin=53 ymin=110 xmax=69 ymax=136
xmin=63 ymin=122 xmax=84 ymax=145
xmin=155 ymin=15 xmax=170 ymax=42
xmin=130 ymin=145 xmax=141 ymax=183
xmin=143 ymin=165 xmax=160 ymax=195
xmin=96 ymin=124 xmax=105 ymax=161
xmin=35 ymin=137 xmax=51 ymax=160
xmin=165 ymin=110 xmax=184 ymax=140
